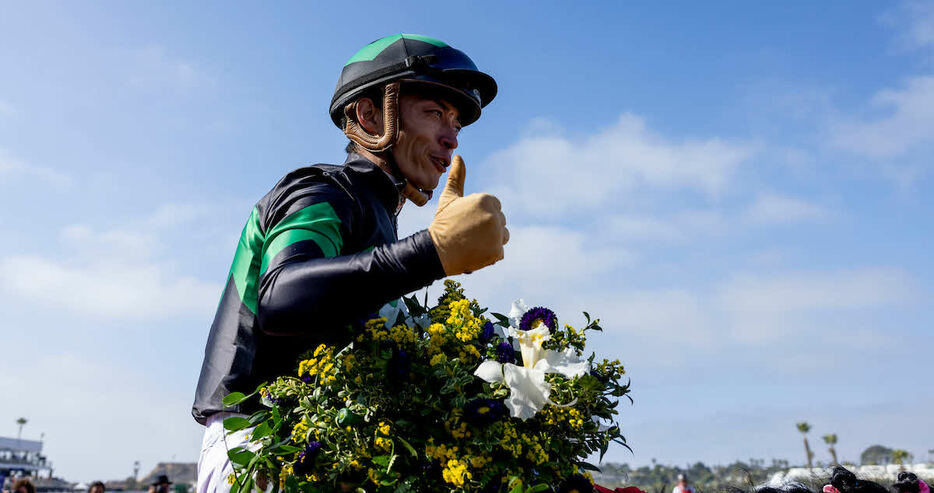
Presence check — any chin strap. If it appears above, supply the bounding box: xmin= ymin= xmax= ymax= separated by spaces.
xmin=401 ymin=182 xmax=431 ymax=206
xmin=343 ymin=82 xmax=400 ymax=153
xmin=342 ymin=81 xmax=432 ymax=207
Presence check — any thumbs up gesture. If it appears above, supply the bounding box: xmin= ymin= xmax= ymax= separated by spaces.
xmin=428 ymin=155 xmax=509 ymax=276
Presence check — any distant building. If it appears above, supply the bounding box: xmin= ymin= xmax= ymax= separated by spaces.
xmin=0 ymin=436 xmax=52 ymax=478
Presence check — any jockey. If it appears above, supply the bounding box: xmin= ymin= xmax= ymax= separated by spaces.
xmin=192 ymin=34 xmax=508 ymax=493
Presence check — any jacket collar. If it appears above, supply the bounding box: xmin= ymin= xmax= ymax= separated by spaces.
xmin=343 ymin=152 xmax=405 ymax=213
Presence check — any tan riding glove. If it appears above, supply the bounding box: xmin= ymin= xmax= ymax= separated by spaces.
xmin=428 ymin=155 xmax=510 ymax=276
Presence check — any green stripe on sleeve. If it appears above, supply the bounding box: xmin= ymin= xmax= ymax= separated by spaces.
xmin=228 ymin=207 xmax=264 ymax=314
xmin=260 ymin=202 xmax=343 ymax=275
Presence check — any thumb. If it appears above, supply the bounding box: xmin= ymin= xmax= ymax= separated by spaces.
xmin=437 ymin=154 xmax=466 ymax=211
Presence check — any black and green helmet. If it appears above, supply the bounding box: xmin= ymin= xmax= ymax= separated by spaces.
xmin=330 ymin=34 xmax=497 ymax=127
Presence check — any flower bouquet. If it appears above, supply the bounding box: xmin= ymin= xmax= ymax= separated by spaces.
xmin=222 ymin=280 xmax=630 ymax=493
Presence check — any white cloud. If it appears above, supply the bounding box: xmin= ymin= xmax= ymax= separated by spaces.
xmin=396 ymin=200 xmax=437 ymax=238
xmin=716 ymin=267 xmax=916 ymax=344
xmin=0 ymin=352 xmax=202 ymax=482
xmin=485 ymin=113 xmax=756 ymax=218
xmin=718 ymin=267 xmax=915 ymax=314
xmin=0 ymin=149 xmax=70 ymax=186
xmin=743 ymin=193 xmax=833 ymax=225
xmin=828 ymin=76 xmax=934 ymax=158
xmin=603 ymin=194 xmax=829 ymax=246
xmin=146 ymin=202 xmax=214 ymax=229
xmin=127 ymin=44 xmax=216 ymax=92
xmin=882 ymin=0 xmax=934 ymax=54
xmin=448 ymin=224 xmax=632 ymax=306
xmin=0 ymin=254 xmax=219 ymax=320
xmin=0 ymin=99 xmax=14 ymax=116
xmin=606 ymin=210 xmax=728 ymax=244
xmin=0 ymin=203 xmax=228 ymax=320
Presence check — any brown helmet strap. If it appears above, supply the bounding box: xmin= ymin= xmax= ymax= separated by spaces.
xmin=342 ymin=82 xmax=400 ymax=153
xmin=343 ymin=81 xmax=431 ymax=207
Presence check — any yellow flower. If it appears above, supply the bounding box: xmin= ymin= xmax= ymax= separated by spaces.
xmin=291 ymin=418 xmax=310 ymax=443
xmin=377 ymin=421 xmax=391 ymax=436
xmin=297 ymin=344 xmax=338 ymax=384
xmin=499 ymin=422 xmax=522 ymax=457
xmin=441 ymin=458 xmax=472 ymax=487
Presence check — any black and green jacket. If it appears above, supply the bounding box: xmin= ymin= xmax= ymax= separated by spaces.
xmin=192 ymin=153 xmax=445 ymax=424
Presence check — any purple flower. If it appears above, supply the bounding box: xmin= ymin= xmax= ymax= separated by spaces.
xmin=495 ymin=342 xmax=516 ymax=364
xmin=293 ymin=441 xmax=322 ymax=475
xmin=464 ymin=398 xmax=507 ymax=425
xmin=480 ymin=321 xmax=495 ymax=342
xmin=519 ymin=307 xmax=557 ymax=332
xmin=387 ymin=348 xmax=411 ymax=380
xmin=557 ymin=474 xmax=594 ymax=493
xmin=421 ymin=459 xmax=441 ymax=479
xmin=589 ymin=369 xmax=610 ymax=385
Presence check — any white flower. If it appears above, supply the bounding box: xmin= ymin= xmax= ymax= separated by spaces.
xmin=474 ymin=303 xmax=589 ymax=420
xmin=508 ymin=325 xmax=550 ymax=370
xmin=507 ymin=299 xmax=530 ymax=329
xmin=407 ymin=313 xmax=431 ymax=329
xmin=378 ymin=299 xmax=431 ymax=329
xmin=378 ymin=300 xmax=405 ymax=328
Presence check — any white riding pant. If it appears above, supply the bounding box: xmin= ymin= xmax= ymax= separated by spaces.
xmin=197 ymin=413 xmax=255 ymax=493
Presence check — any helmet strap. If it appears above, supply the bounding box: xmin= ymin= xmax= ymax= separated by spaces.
xmin=343 ymin=81 xmax=431 ymax=207
xmin=343 ymin=81 xmax=400 ymax=153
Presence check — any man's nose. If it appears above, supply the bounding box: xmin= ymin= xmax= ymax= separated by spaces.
xmin=440 ymin=128 xmax=458 ymax=150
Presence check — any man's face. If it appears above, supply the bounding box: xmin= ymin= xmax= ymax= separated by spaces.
xmin=90 ymin=486 xmax=104 ymax=493
xmin=391 ymin=92 xmax=461 ymax=191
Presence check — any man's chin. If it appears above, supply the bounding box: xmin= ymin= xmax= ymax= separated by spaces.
xmin=413 ymin=177 xmax=440 ymax=193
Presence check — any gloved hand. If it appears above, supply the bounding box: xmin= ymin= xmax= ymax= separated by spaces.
xmin=428 ymin=155 xmax=509 ymax=276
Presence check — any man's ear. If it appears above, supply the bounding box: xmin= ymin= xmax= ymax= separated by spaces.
xmin=354 ymin=97 xmax=384 ymax=136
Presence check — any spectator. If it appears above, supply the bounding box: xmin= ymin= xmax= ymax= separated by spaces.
xmin=89 ymin=481 xmax=105 ymax=493
xmin=151 ymin=475 xmax=172 ymax=493
xmin=12 ymin=479 xmax=35 ymax=493
xmin=673 ymin=474 xmax=694 ymax=493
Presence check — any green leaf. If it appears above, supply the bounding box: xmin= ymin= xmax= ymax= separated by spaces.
xmin=507 ymin=476 xmax=523 ymax=493
xmin=251 ymin=421 xmax=272 ymax=440
xmin=270 ymin=444 xmax=302 ymax=455
xmin=527 ymin=484 xmax=552 ymax=493
xmin=491 ymin=312 xmax=510 ymax=326
xmin=227 ymin=447 xmax=255 ymax=466
xmin=575 ymin=460 xmax=601 ymax=472
xmin=223 ymin=392 xmax=248 ymax=407
xmin=403 ymin=296 xmax=426 ymax=316
xmin=237 ymin=477 xmax=253 ymax=493
xmin=396 ymin=437 xmax=418 ymax=458
xmin=372 ymin=454 xmax=391 ymax=467
xmin=248 ymin=410 xmax=268 ymax=425
xmin=223 ymin=416 xmax=252 ymax=432
xmin=223 ymin=383 xmax=265 ymax=407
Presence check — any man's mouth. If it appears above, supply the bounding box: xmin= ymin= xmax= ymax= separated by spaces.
xmin=430 ymin=156 xmax=449 ymax=173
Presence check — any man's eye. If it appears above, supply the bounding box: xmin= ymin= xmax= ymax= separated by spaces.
xmin=428 ymin=110 xmax=442 ymax=117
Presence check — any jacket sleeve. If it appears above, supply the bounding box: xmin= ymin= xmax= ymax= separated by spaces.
xmin=255 ymin=182 xmax=444 ymax=336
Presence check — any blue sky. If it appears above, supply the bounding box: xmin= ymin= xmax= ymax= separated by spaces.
xmin=2 ymin=0 xmax=933 ymax=483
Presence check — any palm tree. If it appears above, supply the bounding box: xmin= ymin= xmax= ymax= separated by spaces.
xmin=823 ymin=434 xmax=839 ymax=464
xmin=16 ymin=417 xmax=27 ymax=440
xmin=797 ymin=422 xmax=814 ymax=469
xmin=892 ymin=449 xmax=913 ymax=469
